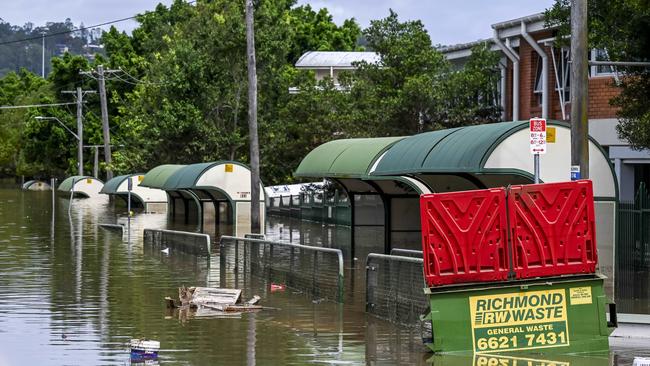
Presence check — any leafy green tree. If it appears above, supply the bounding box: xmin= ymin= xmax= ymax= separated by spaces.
xmin=0 ymin=68 xmax=76 ymax=178
xmin=110 ymin=0 xmax=361 ymax=184
xmin=286 ymin=5 xmax=362 ymax=63
xmin=546 ymin=0 xmax=650 ymax=150
xmin=433 ymin=43 xmax=502 ymax=129
xmin=0 ymin=70 xmax=51 ymax=176
xmin=272 ymin=13 xmax=502 ymax=183
xmin=267 ymin=76 xmax=361 ymax=182
xmin=352 ymin=10 xmax=448 ymax=135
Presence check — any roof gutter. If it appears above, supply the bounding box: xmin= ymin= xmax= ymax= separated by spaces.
xmin=492 ymin=13 xmax=545 ymax=30
xmin=521 ymin=21 xmax=549 ymax=119
xmin=492 ymin=29 xmax=519 ymax=121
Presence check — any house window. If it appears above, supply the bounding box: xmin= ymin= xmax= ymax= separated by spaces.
xmin=533 ymin=54 xmax=543 ymax=106
xmin=590 ymin=49 xmax=615 ymax=76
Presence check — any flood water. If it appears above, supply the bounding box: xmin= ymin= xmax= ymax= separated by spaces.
xmin=0 ymin=187 xmax=648 ymax=365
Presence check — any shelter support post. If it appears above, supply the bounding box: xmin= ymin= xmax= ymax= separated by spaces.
xmin=384 ymin=196 xmax=392 ymax=254
xmin=350 ymin=193 xmax=356 ymax=266
xmin=184 ymin=190 xmax=203 ymax=233
xmin=366 ymin=180 xmax=392 ymax=255
xmin=183 ymin=198 xmax=189 ymax=224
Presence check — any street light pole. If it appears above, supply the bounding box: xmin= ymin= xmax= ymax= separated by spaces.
xmin=41 ymin=32 xmax=45 ymax=78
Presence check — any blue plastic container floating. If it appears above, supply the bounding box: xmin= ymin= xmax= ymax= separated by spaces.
xmin=130 ymin=339 xmax=160 ymax=360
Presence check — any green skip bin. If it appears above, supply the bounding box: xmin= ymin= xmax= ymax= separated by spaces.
xmin=424 ymin=274 xmax=615 ymax=355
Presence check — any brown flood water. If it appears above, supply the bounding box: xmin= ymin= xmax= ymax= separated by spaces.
xmin=0 ymin=187 xmax=648 ymax=365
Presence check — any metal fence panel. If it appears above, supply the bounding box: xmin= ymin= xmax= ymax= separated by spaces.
xmin=219 ymin=236 xmax=344 ymax=303
xmin=143 ymin=228 xmax=211 ymax=256
xmin=617 ymin=183 xmax=650 ymax=315
xmin=366 ymin=253 xmax=429 ymax=326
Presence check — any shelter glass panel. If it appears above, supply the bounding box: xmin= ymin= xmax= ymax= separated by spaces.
xmin=354 ymin=194 xmax=384 ymax=226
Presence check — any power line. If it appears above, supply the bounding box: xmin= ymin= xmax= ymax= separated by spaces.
xmin=0 ymin=102 xmax=77 ymax=110
xmin=118 ymin=69 xmax=168 ymax=86
xmin=0 ymin=16 xmax=136 ymax=46
xmin=0 ymin=0 xmax=197 ymax=47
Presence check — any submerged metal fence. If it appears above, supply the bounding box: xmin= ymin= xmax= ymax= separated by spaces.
xmin=219 ymin=236 xmax=345 ymax=302
xmin=143 ymin=228 xmax=211 ymax=256
xmin=366 ymin=253 xmax=429 ymax=325
xmin=389 ymin=248 xmax=422 ymax=258
xmin=617 ymin=182 xmax=650 ymax=315
xmin=267 ymin=191 xmax=351 ymax=226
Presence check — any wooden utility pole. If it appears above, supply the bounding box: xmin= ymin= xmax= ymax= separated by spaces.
xmin=97 ymin=65 xmax=113 ymax=181
xmin=570 ymin=0 xmax=589 ymax=179
xmin=62 ymin=87 xmax=96 ymax=176
xmin=76 ymin=87 xmax=84 ymax=176
xmin=80 ymin=66 xmax=119 ymax=180
xmin=93 ymin=146 xmax=99 ymax=178
xmin=246 ymin=0 xmax=261 ymax=233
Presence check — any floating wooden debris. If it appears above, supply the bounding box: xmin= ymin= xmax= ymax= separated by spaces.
xmin=246 ymin=295 xmax=261 ymax=305
xmin=190 ymin=287 xmax=241 ymax=307
xmin=166 ymin=286 xmax=270 ymax=316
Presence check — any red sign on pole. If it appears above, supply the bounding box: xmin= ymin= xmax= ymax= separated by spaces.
xmin=529 ymin=118 xmax=547 ymax=155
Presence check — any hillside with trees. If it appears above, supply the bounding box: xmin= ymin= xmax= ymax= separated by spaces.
xmin=0 ymin=18 xmax=102 ymax=76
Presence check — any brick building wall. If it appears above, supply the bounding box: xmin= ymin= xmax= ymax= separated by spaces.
xmin=501 ymin=31 xmax=620 ymax=121
xmin=588 ymin=77 xmax=620 ymax=119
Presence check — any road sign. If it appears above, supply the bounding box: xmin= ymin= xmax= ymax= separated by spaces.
xmin=571 ymin=165 xmax=581 ymax=180
xmin=547 ymin=126 xmax=556 ymax=143
xmin=530 ymin=118 xmax=547 ymax=155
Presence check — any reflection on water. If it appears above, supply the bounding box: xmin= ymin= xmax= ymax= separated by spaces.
xmin=0 ymin=188 xmax=648 ymax=365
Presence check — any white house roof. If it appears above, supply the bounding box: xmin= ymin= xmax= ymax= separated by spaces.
xmin=491 ymin=12 xmax=545 ymax=30
xmin=295 ymin=51 xmax=380 ymax=69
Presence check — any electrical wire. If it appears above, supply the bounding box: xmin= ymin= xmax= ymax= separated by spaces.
xmin=0 ymin=102 xmax=77 ymax=109
xmin=0 ymin=0 xmax=197 ymax=46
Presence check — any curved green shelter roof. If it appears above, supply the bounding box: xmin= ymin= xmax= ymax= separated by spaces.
xmin=140 ymin=164 xmax=185 ymax=189
xmin=371 ymin=121 xmax=526 ymax=175
xmin=294 ymin=137 xmax=405 ymax=178
xmin=22 ymin=180 xmax=51 ymax=190
xmin=162 ymin=162 xmax=216 ymax=190
xmin=100 ymin=174 xmax=142 ymax=194
xmin=58 ymin=176 xmax=94 ymax=191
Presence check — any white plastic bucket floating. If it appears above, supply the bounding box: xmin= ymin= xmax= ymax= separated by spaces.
xmin=130 ymin=339 xmax=160 ymax=360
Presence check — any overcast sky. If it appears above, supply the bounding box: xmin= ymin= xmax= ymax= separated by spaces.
xmin=1 ymin=0 xmax=556 ymax=45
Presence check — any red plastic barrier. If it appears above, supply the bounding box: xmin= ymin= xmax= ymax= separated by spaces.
xmin=508 ymin=180 xmax=598 ymax=279
xmin=420 ymin=188 xmax=510 ymax=287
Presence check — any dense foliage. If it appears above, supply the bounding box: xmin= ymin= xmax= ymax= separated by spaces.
xmin=0 ymin=1 xmax=502 ymax=184
xmin=546 ymin=0 xmax=650 ymax=150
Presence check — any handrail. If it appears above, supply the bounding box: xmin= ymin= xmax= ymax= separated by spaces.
xmin=143 ymin=228 xmax=211 ymax=255
xmin=366 ymin=253 xmax=423 ymax=265
xmin=389 ymin=248 xmax=423 ymax=257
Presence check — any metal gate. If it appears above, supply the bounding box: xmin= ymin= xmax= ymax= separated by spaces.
xmin=617 ymin=182 xmax=650 ymax=315
xmin=365 ymin=253 xmax=428 ymax=325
